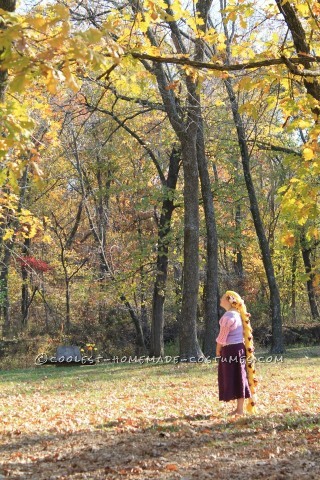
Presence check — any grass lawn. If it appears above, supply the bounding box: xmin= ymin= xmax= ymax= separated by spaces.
xmin=0 ymin=346 xmax=319 ymax=479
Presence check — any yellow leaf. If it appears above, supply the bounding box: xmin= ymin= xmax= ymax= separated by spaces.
xmin=303 ymin=147 xmax=314 ymax=160
xmin=42 ymin=233 xmax=53 ymax=244
xmin=28 ymin=16 xmax=48 ymax=33
xmin=306 ymin=227 xmax=319 ymax=241
xmin=52 ymin=4 xmax=70 ymax=20
xmin=237 ymin=76 xmax=253 ymax=91
xmin=62 ymin=66 xmax=80 ymax=92
xmin=298 ymin=119 xmax=312 ymax=129
xmin=240 ymin=17 xmax=247 ymax=29
xmin=281 ymin=232 xmax=295 ymax=247
xmin=296 ymin=4 xmax=309 ymax=16
xmin=83 ymin=28 xmax=102 ymax=44
xmin=3 ymin=228 xmax=15 ymax=241
xmin=43 ymin=68 xmax=63 ymax=94
xmin=228 ymin=11 xmax=237 ymax=22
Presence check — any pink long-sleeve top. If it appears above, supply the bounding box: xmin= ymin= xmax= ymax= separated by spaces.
xmin=216 ymin=310 xmax=244 ymax=345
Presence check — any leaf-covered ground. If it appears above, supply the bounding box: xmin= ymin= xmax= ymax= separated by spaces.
xmin=0 ymin=347 xmax=319 ymax=479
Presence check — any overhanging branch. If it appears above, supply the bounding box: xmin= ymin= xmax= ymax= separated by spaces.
xmin=129 ymin=52 xmax=320 ymax=74
xmin=251 ymin=140 xmax=302 ymax=157
xmin=281 ymin=55 xmax=320 ymax=78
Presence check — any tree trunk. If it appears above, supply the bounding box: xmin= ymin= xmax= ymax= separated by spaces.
xmin=1 ymin=162 xmax=29 ymax=336
xmin=291 ymin=250 xmax=297 ymax=321
xmin=150 ymin=147 xmax=180 ymax=357
xmin=0 ymin=0 xmax=16 ymax=11
xmin=179 ymin=124 xmax=203 ymax=360
xmin=120 ymin=295 xmax=146 ymax=356
xmin=21 ymin=238 xmax=31 ymax=328
xmin=0 ymin=245 xmax=12 ymax=337
xmin=233 ymin=203 xmax=244 ymax=287
xmin=193 ymin=0 xmax=219 ymax=357
xmin=300 ymin=233 xmax=320 ymax=320
xmin=65 ymin=279 xmax=71 ymax=334
xmin=224 ymin=78 xmax=284 ymax=353
xmin=275 ymin=0 xmax=320 ymax=110
xmin=131 ymin=5 xmax=204 ymax=360
xmin=96 ymin=157 xmax=111 ymax=324
xmin=140 ymin=296 xmax=149 ymax=348
xmin=174 ymin=263 xmax=183 ymax=325
xmin=148 ymin=61 xmax=203 ymax=360
xmin=197 ymin=118 xmax=220 ymax=357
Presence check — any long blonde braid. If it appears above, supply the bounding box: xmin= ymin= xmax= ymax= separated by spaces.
xmin=225 ymin=290 xmax=257 ymax=414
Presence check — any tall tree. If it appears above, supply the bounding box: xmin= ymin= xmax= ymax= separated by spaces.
xmin=195 ymin=0 xmax=220 ymax=357
xmin=150 ymin=147 xmax=180 ymax=357
xmin=220 ymin=1 xmax=284 ymax=353
xmin=300 ymin=230 xmax=320 ymax=320
xmin=126 ymin=0 xmax=204 ymax=360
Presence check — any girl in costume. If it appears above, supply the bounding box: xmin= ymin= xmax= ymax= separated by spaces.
xmin=216 ymin=290 xmax=257 ymax=415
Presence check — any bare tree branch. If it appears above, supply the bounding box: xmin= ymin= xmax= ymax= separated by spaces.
xmin=85 ymin=101 xmax=167 ymax=185
xmin=128 ymin=52 xmax=320 ymax=74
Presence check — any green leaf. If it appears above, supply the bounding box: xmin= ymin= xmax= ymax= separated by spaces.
xmin=10 ymin=73 xmax=28 ymax=93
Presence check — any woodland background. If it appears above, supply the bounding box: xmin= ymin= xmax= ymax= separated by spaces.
xmin=0 ymin=0 xmax=320 ymax=368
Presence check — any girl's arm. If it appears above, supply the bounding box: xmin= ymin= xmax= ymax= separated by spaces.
xmin=216 ymin=313 xmax=235 ymax=354
xmin=216 ymin=342 xmax=223 ymax=357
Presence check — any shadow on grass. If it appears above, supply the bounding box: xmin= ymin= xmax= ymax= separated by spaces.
xmin=1 ymin=411 xmax=319 ymax=479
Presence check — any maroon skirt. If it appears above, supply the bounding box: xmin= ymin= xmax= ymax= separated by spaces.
xmin=218 ymin=342 xmax=251 ymax=402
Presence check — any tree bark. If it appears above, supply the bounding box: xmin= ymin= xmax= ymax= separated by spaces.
xmin=224 ymin=78 xmax=285 ymax=353
xmin=0 ymin=245 xmax=12 ymax=336
xmin=291 ymin=249 xmax=297 ymax=321
xmin=21 ymin=238 xmax=31 ymax=328
xmin=192 ymin=1 xmax=220 ymax=358
xmin=179 ymin=123 xmax=203 ymax=360
xmin=300 ymin=232 xmax=320 ymax=320
xmin=0 ymin=0 xmax=16 ymax=335
xmin=65 ymin=279 xmax=71 ymax=333
xmin=1 ymin=162 xmax=29 ymax=336
xmin=120 ymin=295 xmax=146 ymax=356
xmin=150 ymin=147 xmax=180 ymax=357
xmin=0 ymin=0 xmax=16 ymax=11
xmin=233 ymin=203 xmax=244 ymax=282
xmin=142 ymin=18 xmax=203 ymax=360
xmin=275 ymin=0 xmax=320 ymax=110
xmin=197 ymin=119 xmax=220 ymax=357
